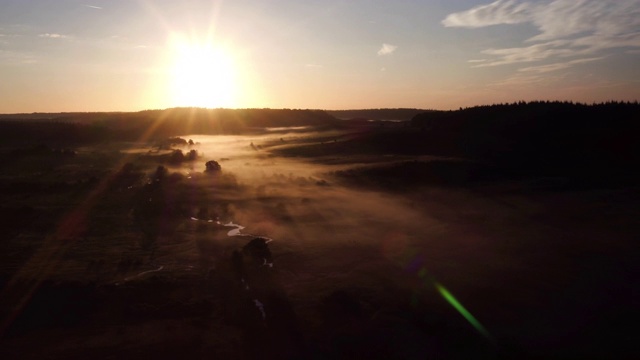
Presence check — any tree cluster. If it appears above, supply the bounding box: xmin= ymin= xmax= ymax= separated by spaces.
xmin=409 ymin=101 xmax=640 ymax=182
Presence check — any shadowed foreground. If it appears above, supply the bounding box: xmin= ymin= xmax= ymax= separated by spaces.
xmin=0 ymin=118 xmax=638 ymax=358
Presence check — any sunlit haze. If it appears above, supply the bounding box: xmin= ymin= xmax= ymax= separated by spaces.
xmin=168 ymin=33 xmax=239 ymax=108
xmin=0 ymin=0 xmax=638 ymax=112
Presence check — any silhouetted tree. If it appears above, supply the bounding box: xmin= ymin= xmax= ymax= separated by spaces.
xmin=169 ymin=149 xmax=185 ymax=164
xmin=205 ymin=160 xmax=221 ymax=173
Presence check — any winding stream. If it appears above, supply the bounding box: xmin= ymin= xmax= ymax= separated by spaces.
xmin=117 ymin=216 xmax=275 ymax=323
xmin=118 ymin=217 xmax=272 ymax=284
xmin=223 ymin=221 xmax=245 ymax=236
xmin=114 ymin=265 xmax=164 ymax=286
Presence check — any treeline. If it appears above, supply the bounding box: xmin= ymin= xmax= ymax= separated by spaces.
xmin=327 ymin=108 xmax=434 ymax=121
xmin=136 ymin=108 xmax=338 ymax=133
xmin=0 ymin=108 xmax=339 ymax=146
xmin=410 ymin=101 xmax=640 ymax=182
xmin=0 ymin=120 xmax=114 ymax=145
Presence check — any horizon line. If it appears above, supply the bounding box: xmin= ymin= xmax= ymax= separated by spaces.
xmin=1 ymin=100 xmax=638 ymax=116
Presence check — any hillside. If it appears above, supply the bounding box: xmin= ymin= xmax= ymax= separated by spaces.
xmin=272 ymin=102 xmax=640 ymax=188
xmin=411 ymin=101 xmax=640 ymax=177
xmin=0 ymin=108 xmax=340 ymax=145
xmin=327 ymin=108 xmax=434 ymax=121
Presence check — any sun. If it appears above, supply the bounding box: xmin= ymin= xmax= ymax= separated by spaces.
xmin=168 ymin=35 xmax=238 ymax=108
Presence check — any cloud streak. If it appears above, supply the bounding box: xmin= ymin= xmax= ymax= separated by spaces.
xmin=83 ymin=4 xmax=103 ymax=10
xmin=442 ymin=0 xmax=533 ymax=28
xmin=39 ymin=33 xmax=68 ymax=39
xmin=518 ymin=57 xmax=605 ymax=73
xmin=377 ymin=43 xmax=397 ymax=56
xmin=443 ymin=0 xmax=640 ymax=72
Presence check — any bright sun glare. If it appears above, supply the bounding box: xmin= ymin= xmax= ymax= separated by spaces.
xmin=169 ymin=35 xmax=238 ymax=108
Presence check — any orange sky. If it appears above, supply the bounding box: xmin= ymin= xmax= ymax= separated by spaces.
xmin=1 ymin=0 xmax=639 ymax=113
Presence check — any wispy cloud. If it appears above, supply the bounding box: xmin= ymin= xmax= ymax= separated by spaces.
xmin=39 ymin=33 xmax=69 ymax=39
xmin=305 ymin=63 xmax=323 ymax=68
xmin=489 ymin=73 xmax=550 ymax=88
xmin=377 ymin=43 xmax=397 ymax=56
xmin=442 ymin=0 xmax=533 ymax=28
xmin=443 ymin=0 xmax=640 ymax=71
xmin=83 ymin=4 xmax=103 ymax=10
xmin=518 ymin=57 xmax=605 ymax=73
xmin=472 ymin=40 xmax=574 ymax=67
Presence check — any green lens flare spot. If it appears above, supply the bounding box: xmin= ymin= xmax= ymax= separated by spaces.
xmin=435 ymin=282 xmax=492 ymax=340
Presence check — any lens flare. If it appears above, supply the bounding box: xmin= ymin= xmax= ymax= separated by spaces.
xmin=435 ymin=282 xmax=493 ymax=341
xmin=399 ymin=251 xmax=494 ymax=343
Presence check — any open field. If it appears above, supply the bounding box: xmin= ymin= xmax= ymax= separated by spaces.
xmin=0 ymin=122 xmax=638 ymax=359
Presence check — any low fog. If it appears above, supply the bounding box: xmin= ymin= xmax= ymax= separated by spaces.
xmin=2 ymin=128 xmax=636 ymax=359
xmin=145 ymin=132 xmax=437 ymax=272
xmin=150 ymin=132 xmax=636 ymax=358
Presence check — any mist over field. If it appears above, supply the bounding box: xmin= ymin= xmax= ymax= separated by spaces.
xmin=0 ymin=104 xmax=638 ymax=359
